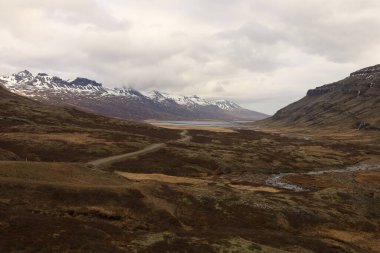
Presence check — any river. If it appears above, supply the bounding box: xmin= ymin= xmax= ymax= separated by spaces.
xmin=151 ymin=120 xmax=251 ymax=128
xmin=265 ymin=163 xmax=380 ymax=192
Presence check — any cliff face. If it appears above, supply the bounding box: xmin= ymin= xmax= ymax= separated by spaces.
xmin=259 ymin=64 xmax=380 ymax=130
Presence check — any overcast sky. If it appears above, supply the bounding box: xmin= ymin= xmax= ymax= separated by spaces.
xmin=1 ymin=0 xmax=380 ymax=114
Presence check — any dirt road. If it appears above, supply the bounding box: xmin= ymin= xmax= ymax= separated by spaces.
xmin=88 ymin=143 xmax=166 ymax=168
xmin=88 ymin=130 xmax=190 ymax=168
xmin=88 ymin=129 xmax=282 ymax=193
xmin=178 ymin=130 xmax=192 ymax=143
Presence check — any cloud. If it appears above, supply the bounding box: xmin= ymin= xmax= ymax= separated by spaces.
xmin=0 ymin=0 xmax=380 ymax=114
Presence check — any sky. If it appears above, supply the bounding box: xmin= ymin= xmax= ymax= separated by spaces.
xmin=1 ymin=0 xmax=380 ymax=114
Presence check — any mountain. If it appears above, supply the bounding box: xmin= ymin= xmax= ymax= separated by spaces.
xmin=0 ymin=70 xmax=268 ymax=121
xmin=256 ymin=64 xmax=380 ymax=130
xmin=0 ymin=81 xmax=178 ymax=161
xmin=0 ymin=81 xmax=172 ymax=136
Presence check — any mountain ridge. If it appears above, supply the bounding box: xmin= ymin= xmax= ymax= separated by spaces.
xmin=256 ymin=64 xmax=380 ymax=130
xmin=0 ymin=70 xmax=268 ymax=121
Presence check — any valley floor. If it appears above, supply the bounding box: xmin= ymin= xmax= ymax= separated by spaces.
xmin=0 ymin=123 xmax=379 ymax=253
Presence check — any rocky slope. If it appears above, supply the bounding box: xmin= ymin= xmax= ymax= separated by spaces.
xmin=0 ymin=71 xmax=268 ymax=121
xmin=257 ymin=64 xmax=380 ymax=130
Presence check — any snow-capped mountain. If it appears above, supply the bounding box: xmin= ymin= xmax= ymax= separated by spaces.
xmin=0 ymin=70 xmax=268 ymax=121
xmin=141 ymin=90 xmax=241 ymax=111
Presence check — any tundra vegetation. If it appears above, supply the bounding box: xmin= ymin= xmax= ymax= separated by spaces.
xmin=0 ymin=86 xmax=379 ymax=253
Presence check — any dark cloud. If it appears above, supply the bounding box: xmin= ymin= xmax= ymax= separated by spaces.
xmin=0 ymin=0 xmax=379 ymax=114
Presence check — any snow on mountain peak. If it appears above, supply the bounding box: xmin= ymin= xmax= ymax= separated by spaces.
xmin=18 ymin=70 xmax=32 ymax=76
xmin=0 ymin=70 xmax=107 ymax=95
xmin=141 ymin=90 xmax=176 ymax=103
xmin=0 ymin=70 xmax=245 ymax=112
xmin=140 ymin=90 xmax=240 ymax=110
xmin=106 ymin=87 xmax=143 ymax=98
xmin=209 ymin=100 xmax=241 ymax=110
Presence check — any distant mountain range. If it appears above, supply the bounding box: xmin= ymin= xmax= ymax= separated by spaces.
xmin=0 ymin=70 xmax=268 ymax=121
xmin=257 ymin=64 xmax=380 ymax=130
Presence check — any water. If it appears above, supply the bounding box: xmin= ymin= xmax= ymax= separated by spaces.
xmin=265 ymin=173 xmax=305 ymax=192
xmin=154 ymin=120 xmax=248 ymax=128
xmin=265 ymin=164 xmax=380 ymax=192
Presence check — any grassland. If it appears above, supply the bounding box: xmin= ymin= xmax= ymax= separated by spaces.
xmin=0 ymin=153 xmax=379 ymax=253
xmin=0 ymin=86 xmax=379 ymax=252
xmin=111 ymin=129 xmax=376 ymax=177
xmin=1 ymin=126 xmax=379 ymax=252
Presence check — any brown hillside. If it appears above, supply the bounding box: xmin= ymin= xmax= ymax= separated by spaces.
xmin=257 ymin=64 xmax=380 ymax=130
xmin=0 ymin=83 xmax=178 ymax=162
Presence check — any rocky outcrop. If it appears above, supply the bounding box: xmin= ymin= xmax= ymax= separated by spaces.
xmin=306 ymin=88 xmax=331 ymax=96
xmin=70 ymin=77 xmax=103 ymax=87
xmin=350 ymin=64 xmax=380 ymax=76
xmin=257 ymin=64 xmax=380 ymax=130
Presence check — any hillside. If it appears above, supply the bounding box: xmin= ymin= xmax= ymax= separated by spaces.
xmin=1 ymin=78 xmax=380 ymax=253
xmin=0 ymin=84 xmax=178 ymax=162
xmin=0 ymin=71 xmax=268 ymax=121
xmin=257 ymin=64 xmax=380 ymax=130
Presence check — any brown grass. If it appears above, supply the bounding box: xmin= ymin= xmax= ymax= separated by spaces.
xmin=310 ymin=228 xmax=380 ymax=252
xmin=301 ymin=145 xmax=348 ymax=156
xmin=354 ymin=171 xmax=380 ymax=186
xmin=249 ymin=126 xmax=380 ymax=146
xmin=0 ymin=161 xmax=128 ymax=186
xmin=116 ymin=171 xmax=208 ymax=185
xmin=117 ymin=171 xmax=282 ymax=193
xmin=284 ymin=174 xmax=346 ymax=189
xmin=1 ymin=90 xmax=379 ymax=252
xmin=229 ymin=184 xmax=281 ymax=193
xmin=0 ymin=132 xmax=111 ymax=145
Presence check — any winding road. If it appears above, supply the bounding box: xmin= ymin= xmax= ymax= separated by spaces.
xmin=88 ymin=130 xmax=190 ymax=168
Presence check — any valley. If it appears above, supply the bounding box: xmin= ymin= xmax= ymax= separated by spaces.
xmin=1 ymin=0 xmax=380 ymax=252
xmin=1 ymin=116 xmax=379 ymax=252
xmin=0 ymin=66 xmax=379 ymax=253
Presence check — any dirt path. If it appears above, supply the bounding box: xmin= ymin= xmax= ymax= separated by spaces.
xmin=88 ymin=143 xmax=166 ymax=168
xmin=88 ymin=130 xmax=190 ymax=168
xmin=178 ymin=130 xmax=192 ymax=143
xmin=89 ymin=129 xmax=282 ymax=193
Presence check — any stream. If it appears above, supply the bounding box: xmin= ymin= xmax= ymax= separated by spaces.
xmin=265 ymin=163 xmax=380 ymax=192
